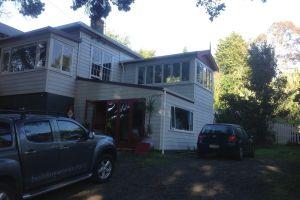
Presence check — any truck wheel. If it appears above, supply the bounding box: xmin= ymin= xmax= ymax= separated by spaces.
xmin=0 ymin=183 xmax=15 ymax=200
xmin=93 ymin=154 xmax=114 ymax=184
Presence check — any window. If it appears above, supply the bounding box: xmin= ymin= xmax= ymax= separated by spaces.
xmin=24 ymin=121 xmax=53 ymax=143
xmin=170 ymin=106 xmax=193 ymax=131
xmin=0 ymin=122 xmax=12 ymax=148
xmin=196 ymin=60 xmax=213 ymax=91
xmin=201 ymin=125 xmax=234 ymax=135
xmin=51 ymin=40 xmax=73 ymax=72
xmin=62 ymin=45 xmax=73 ymax=72
xmin=138 ymin=66 xmax=145 ymax=84
xmin=182 ymin=62 xmax=190 ymax=81
xmin=154 ymin=65 xmax=162 ymax=83
xmin=172 ymin=63 xmax=181 ymax=83
xmin=163 ymin=64 xmax=172 ymax=83
xmin=91 ymin=47 xmax=112 ymax=81
xmin=146 ymin=65 xmax=154 ymax=84
xmin=57 ymin=120 xmax=87 ymax=141
xmin=102 ymin=53 xmax=112 ymax=81
xmin=1 ymin=42 xmax=47 ymax=73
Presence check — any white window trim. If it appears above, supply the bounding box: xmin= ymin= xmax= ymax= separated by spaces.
xmin=195 ymin=59 xmax=214 ymax=92
xmin=90 ymin=46 xmax=112 ymax=81
xmin=49 ymin=39 xmax=73 ymax=75
xmin=170 ymin=105 xmax=194 ymax=133
xmin=0 ymin=40 xmax=49 ymax=75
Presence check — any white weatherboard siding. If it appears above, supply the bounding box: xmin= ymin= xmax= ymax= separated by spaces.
xmin=162 ymin=84 xmax=214 ymax=150
xmin=74 ymin=80 xmax=163 ymax=149
xmin=163 ymin=84 xmax=194 ymax=100
xmin=0 ymin=69 xmax=47 ymax=96
xmin=76 ymin=32 xmax=136 ymax=81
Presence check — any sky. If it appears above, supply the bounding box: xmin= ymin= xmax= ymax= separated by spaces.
xmin=0 ymin=0 xmax=300 ymax=56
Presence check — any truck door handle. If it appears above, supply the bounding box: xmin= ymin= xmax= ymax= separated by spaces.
xmin=24 ymin=149 xmax=37 ymax=155
xmin=60 ymin=146 xmax=70 ymax=150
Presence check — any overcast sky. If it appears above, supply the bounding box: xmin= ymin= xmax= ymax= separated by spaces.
xmin=1 ymin=0 xmax=299 ymax=55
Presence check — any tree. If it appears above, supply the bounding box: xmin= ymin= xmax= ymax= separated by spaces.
xmin=105 ymin=30 xmax=131 ymax=47
xmin=182 ymin=46 xmax=188 ymax=53
xmin=214 ymin=33 xmax=251 ymax=109
xmin=138 ymin=49 xmax=156 ymax=58
xmin=1 ymin=0 xmax=268 ymax=21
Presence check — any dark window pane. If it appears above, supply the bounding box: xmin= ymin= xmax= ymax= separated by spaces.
xmin=154 ymin=65 xmax=162 ymax=83
xmin=1 ymin=51 xmax=10 ymax=72
xmin=172 ymin=63 xmax=180 ymax=82
xmin=201 ymin=125 xmax=234 ymax=135
xmin=62 ymin=45 xmax=72 ymax=72
xmin=138 ymin=67 xmax=145 ymax=84
xmin=146 ymin=66 xmax=154 ymax=84
xmin=170 ymin=107 xmax=193 ymax=131
xmin=197 ymin=62 xmax=204 ymax=84
xmin=163 ymin=64 xmax=171 ymax=83
xmin=58 ymin=120 xmax=87 ymax=141
xmin=102 ymin=53 xmax=112 ymax=81
xmin=182 ymin=62 xmax=189 ymax=81
xmin=37 ymin=42 xmax=47 ymax=68
xmin=102 ymin=67 xmax=111 ymax=81
xmin=51 ymin=42 xmax=62 ymax=69
xmin=0 ymin=122 xmax=12 ymax=148
xmin=11 ymin=44 xmax=36 ymax=71
xmin=24 ymin=121 xmax=53 ymax=143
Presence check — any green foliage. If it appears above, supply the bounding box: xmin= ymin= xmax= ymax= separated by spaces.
xmin=214 ymin=33 xmax=251 ymax=109
xmin=105 ymin=30 xmax=131 ymax=47
xmin=138 ymin=49 xmax=156 ymax=58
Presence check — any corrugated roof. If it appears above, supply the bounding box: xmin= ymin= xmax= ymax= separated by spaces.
xmin=0 ymin=22 xmax=23 ymax=37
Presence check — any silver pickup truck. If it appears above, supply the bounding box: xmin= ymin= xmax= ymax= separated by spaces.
xmin=0 ymin=113 xmax=117 ymax=200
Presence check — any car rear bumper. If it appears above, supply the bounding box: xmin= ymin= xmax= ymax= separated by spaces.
xmin=197 ymin=143 xmax=239 ymax=155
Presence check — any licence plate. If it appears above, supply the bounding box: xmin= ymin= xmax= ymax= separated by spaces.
xmin=209 ymin=144 xmax=220 ymax=149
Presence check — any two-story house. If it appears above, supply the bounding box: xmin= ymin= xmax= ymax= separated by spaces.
xmin=0 ymin=21 xmax=218 ymax=151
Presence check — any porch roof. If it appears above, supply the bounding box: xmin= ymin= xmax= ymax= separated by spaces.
xmin=76 ymin=77 xmax=194 ymax=103
xmin=121 ymin=50 xmax=219 ymax=71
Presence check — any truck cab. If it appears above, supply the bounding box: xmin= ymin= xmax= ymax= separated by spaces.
xmin=0 ymin=113 xmax=117 ymax=200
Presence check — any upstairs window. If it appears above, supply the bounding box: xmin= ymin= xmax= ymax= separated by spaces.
xmin=171 ymin=106 xmax=193 ymax=131
xmin=138 ymin=61 xmax=190 ymax=85
xmin=91 ymin=46 xmax=112 ymax=81
xmin=51 ymin=40 xmax=73 ymax=73
xmin=1 ymin=41 xmax=47 ymax=73
xmin=196 ymin=60 xmax=213 ymax=91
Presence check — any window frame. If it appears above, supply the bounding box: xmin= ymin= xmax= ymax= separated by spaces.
xmin=195 ymin=59 xmax=214 ymax=92
xmin=50 ymin=39 xmax=73 ymax=74
xmin=90 ymin=46 xmax=112 ymax=81
xmin=0 ymin=40 xmax=49 ymax=74
xmin=170 ymin=106 xmax=194 ymax=132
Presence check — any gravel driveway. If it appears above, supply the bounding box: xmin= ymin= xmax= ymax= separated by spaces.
xmin=33 ymin=152 xmax=278 ymax=200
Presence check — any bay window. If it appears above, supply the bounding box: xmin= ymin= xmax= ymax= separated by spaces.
xmin=91 ymin=46 xmax=112 ymax=81
xmin=1 ymin=41 xmax=47 ymax=73
xmin=171 ymin=106 xmax=193 ymax=131
xmin=50 ymin=40 xmax=73 ymax=73
xmin=154 ymin=65 xmax=162 ymax=83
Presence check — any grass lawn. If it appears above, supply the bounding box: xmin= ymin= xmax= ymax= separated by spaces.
xmin=256 ymin=145 xmax=300 ymax=200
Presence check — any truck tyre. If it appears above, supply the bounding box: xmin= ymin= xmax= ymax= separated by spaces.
xmin=0 ymin=182 xmax=16 ymax=200
xmin=93 ymin=154 xmax=114 ymax=184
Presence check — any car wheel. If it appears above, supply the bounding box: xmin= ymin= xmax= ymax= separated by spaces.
xmin=236 ymin=147 xmax=244 ymax=161
xmin=93 ymin=154 xmax=114 ymax=183
xmin=0 ymin=183 xmax=15 ymax=200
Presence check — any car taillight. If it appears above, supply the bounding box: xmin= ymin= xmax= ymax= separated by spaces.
xmin=228 ymin=135 xmax=237 ymax=142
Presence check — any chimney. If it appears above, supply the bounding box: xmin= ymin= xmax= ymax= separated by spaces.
xmin=91 ymin=18 xmax=105 ymax=34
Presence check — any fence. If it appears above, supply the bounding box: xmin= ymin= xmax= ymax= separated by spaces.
xmin=271 ymin=123 xmax=300 ymax=144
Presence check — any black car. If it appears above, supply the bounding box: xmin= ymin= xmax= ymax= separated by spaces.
xmin=0 ymin=113 xmax=117 ymax=200
xmin=197 ymin=124 xmax=254 ymax=160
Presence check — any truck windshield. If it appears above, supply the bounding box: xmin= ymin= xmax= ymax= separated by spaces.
xmin=201 ymin=124 xmax=234 ymax=135
xmin=0 ymin=121 xmax=12 ymax=148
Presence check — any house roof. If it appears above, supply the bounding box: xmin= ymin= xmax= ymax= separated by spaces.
xmin=76 ymin=77 xmax=194 ymax=103
xmin=0 ymin=26 xmax=81 ymax=44
xmin=0 ymin=23 xmax=23 ymax=37
xmin=122 ymin=50 xmax=219 ymax=71
xmin=56 ymin=22 xmax=142 ymax=59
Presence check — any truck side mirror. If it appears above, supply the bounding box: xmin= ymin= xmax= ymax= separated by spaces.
xmin=88 ymin=131 xmax=95 ymax=139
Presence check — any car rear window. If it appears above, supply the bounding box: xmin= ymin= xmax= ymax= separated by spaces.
xmin=0 ymin=121 xmax=13 ymax=148
xmin=201 ymin=125 xmax=234 ymax=135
